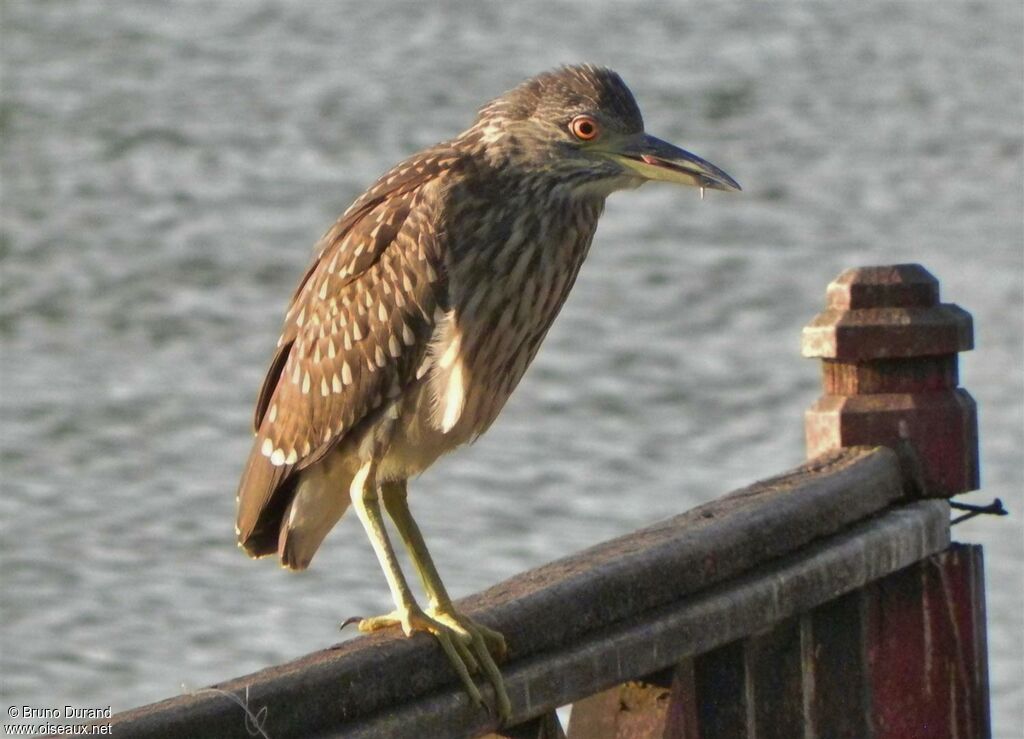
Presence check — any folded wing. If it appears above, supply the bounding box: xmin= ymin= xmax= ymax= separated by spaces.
xmin=236 ymin=149 xmax=457 ymax=556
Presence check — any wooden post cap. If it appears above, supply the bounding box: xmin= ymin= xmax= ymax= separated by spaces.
xmin=803 ymin=264 xmax=973 ymax=362
xmin=803 ymin=264 xmax=979 ymax=497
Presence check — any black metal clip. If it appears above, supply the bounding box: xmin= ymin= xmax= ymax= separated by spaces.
xmin=950 ymin=498 xmax=1009 ymax=526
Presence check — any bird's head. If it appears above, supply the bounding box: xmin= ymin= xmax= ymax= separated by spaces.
xmin=469 ymin=64 xmax=741 ymax=197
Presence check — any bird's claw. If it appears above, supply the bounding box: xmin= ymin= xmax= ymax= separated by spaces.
xmin=355 ymin=605 xmax=511 ymax=723
xmin=339 ymin=615 xmax=364 ymax=631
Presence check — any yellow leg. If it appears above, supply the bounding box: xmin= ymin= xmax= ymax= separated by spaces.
xmin=349 ymin=463 xmax=492 ymax=713
xmin=381 ymin=480 xmax=511 ymax=723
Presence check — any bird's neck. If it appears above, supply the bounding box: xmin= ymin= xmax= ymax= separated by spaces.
xmin=437 ymin=173 xmax=604 ymax=410
xmin=442 ymin=174 xmax=605 ymax=286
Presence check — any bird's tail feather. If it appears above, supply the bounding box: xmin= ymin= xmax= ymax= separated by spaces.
xmin=236 ymin=438 xmax=294 ymax=558
xmin=277 ymin=465 xmax=354 ymax=570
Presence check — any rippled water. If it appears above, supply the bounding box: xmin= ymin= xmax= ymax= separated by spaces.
xmin=2 ymin=1 xmax=1021 ymax=734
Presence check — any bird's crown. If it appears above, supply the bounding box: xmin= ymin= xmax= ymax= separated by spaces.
xmin=475 ymin=64 xmax=644 ymax=134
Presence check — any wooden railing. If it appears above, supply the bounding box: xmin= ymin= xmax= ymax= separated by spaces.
xmin=91 ymin=265 xmax=991 ymax=739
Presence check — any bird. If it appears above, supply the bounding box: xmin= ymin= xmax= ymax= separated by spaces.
xmin=235 ymin=63 xmax=740 ymax=722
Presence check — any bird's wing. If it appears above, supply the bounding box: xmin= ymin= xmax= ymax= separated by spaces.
xmin=236 ymin=149 xmax=457 ymax=555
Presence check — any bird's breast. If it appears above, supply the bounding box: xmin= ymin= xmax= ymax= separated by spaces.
xmin=380 ymin=192 xmax=604 ymax=480
xmin=436 ymin=194 xmax=604 ymax=436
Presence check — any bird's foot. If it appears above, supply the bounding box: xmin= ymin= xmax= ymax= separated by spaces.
xmin=355 ymin=604 xmax=511 ymax=723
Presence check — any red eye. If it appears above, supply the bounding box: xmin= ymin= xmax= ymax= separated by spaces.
xmin=569 ymin=115 xmax=600 ymax=141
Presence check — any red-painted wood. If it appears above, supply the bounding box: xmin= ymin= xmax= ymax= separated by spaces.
xmin=866 ymin=545 xmax=990 ymax=739
xmin=802 ymin=591 xmax=872 ymax=738
xmin=802 ymin=264 xmax=979 ymax=497
xmin=561 ymin=265 xmax=990 ymax=739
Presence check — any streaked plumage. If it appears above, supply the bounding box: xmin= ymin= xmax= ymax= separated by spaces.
xmin=236 ymin=64 xmax=739 ymax=720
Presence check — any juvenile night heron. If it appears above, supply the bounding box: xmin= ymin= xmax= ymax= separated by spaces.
xmin=236 ymin=64 xmax=739 ymax=720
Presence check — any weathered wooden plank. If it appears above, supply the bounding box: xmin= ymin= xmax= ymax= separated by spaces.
xmin=465 ymin=446 xmax=904 ymax=668
xmin=663 ymin=661 xmax=701 ymax=739
xmin=668 ymin=547 xmax=989 ymax=739
xmin=341 ymin=501 xmax=949 ymax=738
xmin=95 ymin=447 xmax=910 ymax=739
xmin=745 ymin=619 xmax=804 ymax=739
xmin=692 ymin=643 xmax=746 ymax=738
xmin=801 ymin=591 xmax=871 ymax=738
xmin=866 ymin=544 xmax=990 ymax=739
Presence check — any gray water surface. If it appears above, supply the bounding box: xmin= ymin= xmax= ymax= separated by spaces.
xmin=2 ymin=1 xmax=1022 ymax=734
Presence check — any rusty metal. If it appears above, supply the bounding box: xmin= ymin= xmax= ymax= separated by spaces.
xmin=566 ymin=670 xmax=678 ymax=738
xmin=487 ymin=711 xmax=567 ymax=739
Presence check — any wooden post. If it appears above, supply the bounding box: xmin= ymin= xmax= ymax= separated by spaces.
xmin=574 ymin=264 xmax=985 ymax=739
xmin=802 ymin=264 xmax=978 ymax=497
xmin=798 ymin=264 xmax=990 ymax=738
xmin=865 ymin=544 xmax=990 ymax=738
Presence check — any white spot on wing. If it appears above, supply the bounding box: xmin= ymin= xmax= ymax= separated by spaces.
xmin=416 ymin=358 xmax=431 ymax=380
